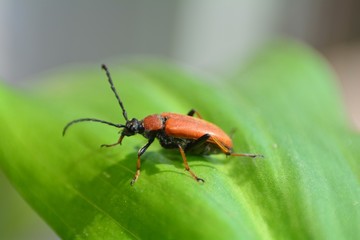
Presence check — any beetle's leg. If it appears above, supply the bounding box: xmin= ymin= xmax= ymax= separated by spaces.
xmin=184 ymin=134 xmax=211 ymax=152
xmin=100 ymin=135 xmax=125 ymax=148
xmin=178 ymin=144 xmax=205 ymax=183
xmin=187 ymin=109 xmax=203 ymax=119
xmin=210 ymin=136 xmax=263 ymax=158
xmin=230 ymin=152 xmax=264 ymax=158
xmin=131 ymin=137 xmax=155 ymax=186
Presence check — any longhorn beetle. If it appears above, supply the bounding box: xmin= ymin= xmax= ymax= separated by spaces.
xmin=63 ymin=64 xmax=263 ymax=185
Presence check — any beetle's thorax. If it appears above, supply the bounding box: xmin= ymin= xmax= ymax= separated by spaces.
xmin=143 ymin=114 xmax=165 ymax=132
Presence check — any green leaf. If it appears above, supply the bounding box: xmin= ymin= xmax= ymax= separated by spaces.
xmin=0 ymin=41 xmax=359 ymax=239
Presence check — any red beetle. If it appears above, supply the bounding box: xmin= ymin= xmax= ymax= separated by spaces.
xmin=63 ymin=64 xmax=263 ymax=185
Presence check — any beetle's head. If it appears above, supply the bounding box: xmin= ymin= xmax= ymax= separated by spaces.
xmin=121 ymin=118 xmax=144 ymax=136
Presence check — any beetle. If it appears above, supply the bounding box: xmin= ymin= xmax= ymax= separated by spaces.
xmin=63 ymin=64 xmax=263 ymax=185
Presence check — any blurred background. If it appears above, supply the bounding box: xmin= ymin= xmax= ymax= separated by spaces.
xmin=0 ymin=1 xmax=359 ymax=239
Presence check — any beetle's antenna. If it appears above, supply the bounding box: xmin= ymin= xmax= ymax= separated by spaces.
xmin=63 ymin=118 xmax=125 ymax=136
xmin=101 ymin=64 xmax=128 ymax=121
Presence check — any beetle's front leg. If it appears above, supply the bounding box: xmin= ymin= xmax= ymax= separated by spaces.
xmin=131 ymin=137 xmax=155 ymax=186
xmin=100 ymin=134 xmax=125 ymax=148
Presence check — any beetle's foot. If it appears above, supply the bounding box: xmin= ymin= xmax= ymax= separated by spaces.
xmin=196 ymin=177 xmax=205 ymax=183
xmin=130 ymin=170 xmax=140 ymax=186
xmin=185 ymin=168 xmax=205 ymax=183
xmin=130 ymin=178 xmax=137 ymax=186
xmin=101 ymin=143 xmax=119 ymax=148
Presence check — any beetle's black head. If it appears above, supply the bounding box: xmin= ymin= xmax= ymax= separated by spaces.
xmin=121 ymin=118 xmax=144 ymax=136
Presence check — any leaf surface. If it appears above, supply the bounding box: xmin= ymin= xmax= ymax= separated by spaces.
xmin=0 ymin=42 xmax=359 ymax=239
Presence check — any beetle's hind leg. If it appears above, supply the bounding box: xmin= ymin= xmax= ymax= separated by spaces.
xmin=210 ymin=136 xmax=264 ymax=158
xmin=184 ymin=134 xmax=211 ymax=152
xmin=178 ymin=144 xmax=205 ymax=183
xmin=187 ymin=109 xmax=203 ymax=119
xmin=231 ymin=152 xmax=264 ymax=158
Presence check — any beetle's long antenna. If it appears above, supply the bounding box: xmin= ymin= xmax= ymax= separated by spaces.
xmin=63 ymin=118 xmax=125 ymax=136
xmin=101 ymin=64 xmax=128 ymax=121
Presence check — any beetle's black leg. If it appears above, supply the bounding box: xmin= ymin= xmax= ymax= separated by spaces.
xmin=178 ymin=144 xmax=205 ymax=183
xmin=131 ymin=137 xmax=155 ymax=186
xmin=187 ymin=109 xmax=203 ymax=119
xmin=184 ymin=134 xmax=211 ymax=152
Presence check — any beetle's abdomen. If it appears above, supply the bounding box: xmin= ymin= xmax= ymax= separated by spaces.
xmin=161 ymin=112 xmax=233 ymax=149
